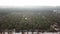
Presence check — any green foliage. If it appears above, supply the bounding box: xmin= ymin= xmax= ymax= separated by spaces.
xmin=0 ymin=10 xmax=59 ymax=32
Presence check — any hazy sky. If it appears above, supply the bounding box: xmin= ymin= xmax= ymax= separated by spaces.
xmin=0 ymin=0 xmax=60 ymax=7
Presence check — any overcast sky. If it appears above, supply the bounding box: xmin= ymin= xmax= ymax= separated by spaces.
xmin=0 ymin=0 xmax=60 ymax=7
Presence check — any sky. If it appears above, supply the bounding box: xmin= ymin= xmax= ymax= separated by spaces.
xmin=0 ymin=0 xmax=60 ymax=7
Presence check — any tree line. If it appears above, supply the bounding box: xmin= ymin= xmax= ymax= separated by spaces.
xmin=0 ymin=10 xmax=60 ymax=34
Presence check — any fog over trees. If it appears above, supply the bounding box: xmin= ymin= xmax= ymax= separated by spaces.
xmin=0 ymin=6 xmax=60 ymax=34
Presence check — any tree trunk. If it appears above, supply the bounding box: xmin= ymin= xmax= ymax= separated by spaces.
xmin=22 ymin=32 xmax=24 ymax=34
xmin=37 ymin=30 xmax=39 ymax=34
xmin=2 ymin=31 xmax=5 ymax=34
xmin=27 ymin=31 xmax=28 ymax=34
xmin=22 ymin=31 xmax=24 ymax=34
xmin=32 ymin=32 xmax=33 ymax=34
xmin=0 ymin=32 xmax=2 ymax=34
xmin=37 ymin=31 xmax=39 ymax=34
xmin=8 ymin=31 xmax=13 ymax=34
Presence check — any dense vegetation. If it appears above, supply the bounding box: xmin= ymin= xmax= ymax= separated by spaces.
xmin=0 ymin=6 xmax=60 ymax=34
